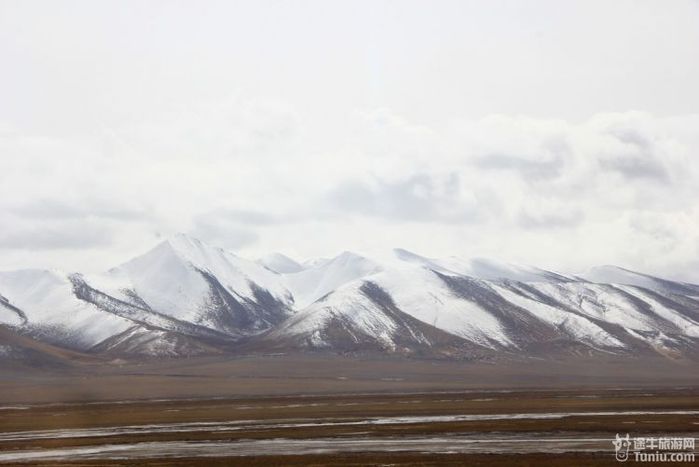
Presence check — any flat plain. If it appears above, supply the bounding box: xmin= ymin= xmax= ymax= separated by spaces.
xmin=1 ymin=354 xmax=698 ymax=465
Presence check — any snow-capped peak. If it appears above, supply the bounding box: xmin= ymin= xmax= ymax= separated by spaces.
xmin=164 ymin=233 xmax=240 ymax=264
xmin=283 ymin=250 xmax=383 ymax=309
xmin=108 ymin=234 xmax=292 ymax=322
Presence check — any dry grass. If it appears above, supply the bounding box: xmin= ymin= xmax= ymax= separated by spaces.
xmin=1 ymin=355 xmax=698 ymax=465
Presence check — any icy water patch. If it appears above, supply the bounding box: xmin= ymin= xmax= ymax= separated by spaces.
xmin=1 ymin=410 xmax=698 ymax=443
xmin=0 ymin=433 xmax=630 ymax=461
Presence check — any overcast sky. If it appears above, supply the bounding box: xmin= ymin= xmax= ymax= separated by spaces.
xmin=1 ymin=0 xmax=699 ymax=281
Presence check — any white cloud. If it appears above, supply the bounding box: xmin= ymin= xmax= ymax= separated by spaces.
xmin=0 ymin=1 xmax=698 ymax=281
xmin=5 ymin=105 xmax=698 ymax=280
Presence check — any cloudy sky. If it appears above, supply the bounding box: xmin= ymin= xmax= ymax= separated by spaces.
xmin=1 ymin=0 xmax=699 ymax=281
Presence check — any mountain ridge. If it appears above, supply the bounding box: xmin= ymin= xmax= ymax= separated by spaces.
xmin=1 ymin=234 xmax=697 ymax=363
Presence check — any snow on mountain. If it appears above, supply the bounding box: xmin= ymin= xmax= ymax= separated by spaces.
xmin=442 ymin=257 xmax=574 ymax=283
xmin=368 ymin=260 xmax=514 ymax=349
xmin=264 ymin=280 xmax=488 ymax=357
xmin=107 ymin=234 xmax=293 ymax=336
xmin=268 ymin=248 xmax=699 ymax=357
xmin=1 ymin=235 xmax=698 ymax=360
xmin=269 ymin=281 xmax=402 ymax=349
xmin=0 ymin=293 xmax=26 ymax=327
xmin=0 ymin=269 xmax=135 ymax=349
xmin=0 ymin=323 xmax=102 ymax=367
xmin=257 ymin=253 xmax=304 ymax=274
xmin=391 ymin=249 xmax=572 ymax=283
xmin=615 ymin=285 xmax=699 ymax=338
xmin=90 ymin=325 xmax=220 ymax=357
xmin=283 ymin=251 xmax=382 ymax=309
xmin=68 ymin=273 xmax=233 ymax=343
xmin=0 ymin=268 xmax=232 ymax=358
xmin=492 ymin=283 xmax=626 ymax=349
xmin=528 ymin=281 xmax=667 ymax=333
xmin=579 ymin=265 xmax=699 ymax=296
xmin=497 ymin=280 xmax=699 ymax=351
xmin=390 ymin=248 xmax=453 ymax=274
xmin=268 ymin=249 xmax=620 ymax=353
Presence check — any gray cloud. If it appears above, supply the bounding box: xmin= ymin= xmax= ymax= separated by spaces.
xmin=599 ymin=156 xmax=669 ymax=182
xmin=598 ymin=128 xmax=670 ymax=182
xmin=189 ymin=211 xmax=261 ymax=250
xmin=474 ymin=139 xmax=570 ymax=180
xmin=517 ymin=208 xmax=584 ymax=230
xmin=476 ymin=153 xmax=562 ymax=179
xmin=610 ymin=127 xmax=652 ymax=148
xmin=0 ymin=1 xmax=697 ymax=279
xmin=328 ymin=173 xmax=486 ymax=224
xmin=0 ymin=225 xmax=113 ymax=250
xmin=203 ymin=209 xmax=280 ymax=226
xmin=191 ymin=208 xmax=308 ymax=228
xmin=628 ymin=215 xmax=678 ymax=244
xmin=10 ymin=199 xmax=150 ymax=222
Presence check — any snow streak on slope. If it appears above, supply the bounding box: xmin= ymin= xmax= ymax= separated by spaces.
xmin=69 ymin=274 xmax=232 ymax=342
xmin=493 ymin=284 xmax=625 ymax=349
xmin=617 ymin=286 xmax=699 ymax=338
xmin=532 ymin=282 xmax=668 ymax=333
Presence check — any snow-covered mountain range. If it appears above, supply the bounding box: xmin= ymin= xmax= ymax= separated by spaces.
xmin=1 ymin=234 xmax=698 ymax=361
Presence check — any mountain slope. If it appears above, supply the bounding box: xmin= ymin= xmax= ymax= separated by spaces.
xmin=261 ymin=281 xmax=491 ymax=358
xmin=283 ymin=251 xmax=382 ymax=309
xmin=0 ymin=269 xmax=232 ymax=357
xmin=257 ymin=253 xmax=304 ymax=274
xmin=0 ymin=324 xmax=103 ymax=368
xmin=106 ymin=234 xmax=294 ymax=337
xmin=266 ymin=249 xmax=699 ymax=359
xmin=0 ymin=269 xmax=138 ymax=350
